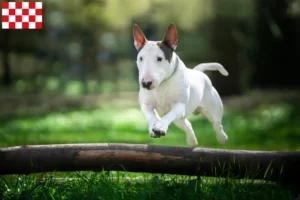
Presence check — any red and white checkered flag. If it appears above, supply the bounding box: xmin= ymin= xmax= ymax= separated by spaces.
xmin=2 ymin=1 xmax=42 ymax=29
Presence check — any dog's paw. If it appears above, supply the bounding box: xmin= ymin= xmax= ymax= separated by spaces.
xmin=149 ymin=126 xmax=160 ymax=138
xmin=187 ymin=138 xmax=198 ymax=148
xmin=152 ymin=121 xmax=168 ymax=137
xmin=216 ymin=133 xmax=228 ymax=145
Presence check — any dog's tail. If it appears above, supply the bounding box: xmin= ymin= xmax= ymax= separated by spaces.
xmin=193 ymin=63 xmax=229 ymax=76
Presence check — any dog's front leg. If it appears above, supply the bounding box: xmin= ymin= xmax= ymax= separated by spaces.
xmin=152 ymin=103 xmax=185 ymax=136
xmin=141 ymin=104 xmax=160 ymax=138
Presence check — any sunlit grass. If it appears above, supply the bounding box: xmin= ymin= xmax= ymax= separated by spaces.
xmin=0 ymin=103 xmax=299 ymax=151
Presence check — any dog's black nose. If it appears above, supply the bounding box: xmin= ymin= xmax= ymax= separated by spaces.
xmin=141 ymin=81 xmax=152 ymax=89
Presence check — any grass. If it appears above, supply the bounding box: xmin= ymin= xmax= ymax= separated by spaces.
xmin=0 ymin=172 xmax=298 ymax=200
xmin=0 ymin=102 xmax=299 ymax=151
xmin=0 ymin=101 xmax=300 ymax=199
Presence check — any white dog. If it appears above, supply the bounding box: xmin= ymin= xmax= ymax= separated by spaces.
xmin=133 ymin=23 xmax=229 ymax=148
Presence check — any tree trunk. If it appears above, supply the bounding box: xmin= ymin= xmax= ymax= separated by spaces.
xmin=1 ymin=143 xmax=299 ymax=184
xmin=1 ymin=30 xmax=12 ymax=87
xmin=209 ymin=18 xmax=241 ymax=95
xmin=254 ymin=0 xmax=300 ymax=88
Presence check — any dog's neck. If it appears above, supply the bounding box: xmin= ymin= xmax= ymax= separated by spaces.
xmin=161 ymin=55 xmax=180 ymax=83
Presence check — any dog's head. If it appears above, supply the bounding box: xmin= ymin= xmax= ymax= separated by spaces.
xmin=133 ymin=23 xmax=178 ymax=90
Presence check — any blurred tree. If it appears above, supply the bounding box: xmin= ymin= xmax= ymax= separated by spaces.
xmin=1 ymin=31 xmax=11 ymax=87
xmin=254 ymin=0 xmax=300 ymax=89
xmin=2 ymin=0 xmax=298 ymax=95
xmin=207 ymin=0 xmax=256 ymax=95
xmin=0 ymin=29 xmax=43 ymax=87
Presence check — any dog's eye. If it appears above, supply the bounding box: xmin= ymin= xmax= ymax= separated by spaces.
xmin=139 ymin=57 xmax=143 ymax=61
xmin=157 ymin=57 xmax=162 ymax=62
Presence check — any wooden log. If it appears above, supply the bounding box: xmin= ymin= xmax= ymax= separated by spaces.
xmin=0 ymin=143 xmax=299 ymax=183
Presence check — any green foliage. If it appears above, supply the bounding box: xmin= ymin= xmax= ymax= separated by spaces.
xmin=60 ymin=0 xmax=107 ymax=28
xmin=45 ymin=0 xmax=256 ymax=31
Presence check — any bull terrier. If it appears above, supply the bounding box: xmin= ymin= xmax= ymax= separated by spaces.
xmin=133 ymin=23 xmax=229 ymax=148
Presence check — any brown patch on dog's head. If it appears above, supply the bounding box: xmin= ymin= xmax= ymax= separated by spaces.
xmin=162 ymin=23 xmax=178 ymax=50
xmin=157 ymin=42 xmax=173 ymax=63
xmin=156 ymin=23 xmax=178 ymax=63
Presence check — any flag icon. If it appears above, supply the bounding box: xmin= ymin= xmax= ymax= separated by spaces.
xmin=2 ymin=2 xmax=42 ymax=29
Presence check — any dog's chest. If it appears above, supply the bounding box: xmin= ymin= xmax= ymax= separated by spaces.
xmin=154 ymin=95 xmax=173 ymax=116
xmin=152 ymin=86 xmax=182 ymax=116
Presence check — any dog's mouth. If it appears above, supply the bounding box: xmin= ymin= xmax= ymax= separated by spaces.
xmin=142 ymin=85 xmax=155 ymax=90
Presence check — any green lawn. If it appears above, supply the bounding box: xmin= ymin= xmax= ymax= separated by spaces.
xmin=0 ymin=102 xmax=299 ymax=199
xmin=0 ymin=102 xmax=299 ymax=150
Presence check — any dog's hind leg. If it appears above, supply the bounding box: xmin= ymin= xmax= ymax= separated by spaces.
xmin=174 ymin=119 xmax=198 ymax=148
xmin=201 ymin=108 xmax=228 ymax=144
xmin=200 ymin=89 xmax=228 ymax=144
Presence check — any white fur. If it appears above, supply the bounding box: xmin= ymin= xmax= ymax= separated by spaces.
xmin=135 ymin=34 xmax=228 ymax=148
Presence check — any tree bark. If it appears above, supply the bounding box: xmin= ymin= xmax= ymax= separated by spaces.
xmin=0 ymin=143 xmax=299 ymax=183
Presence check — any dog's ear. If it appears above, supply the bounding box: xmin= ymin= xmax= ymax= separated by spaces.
xmin=133 ymin=24 xmax=147 ymax=50
xmin=162 ymin=23 xmax=178 ymax=50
